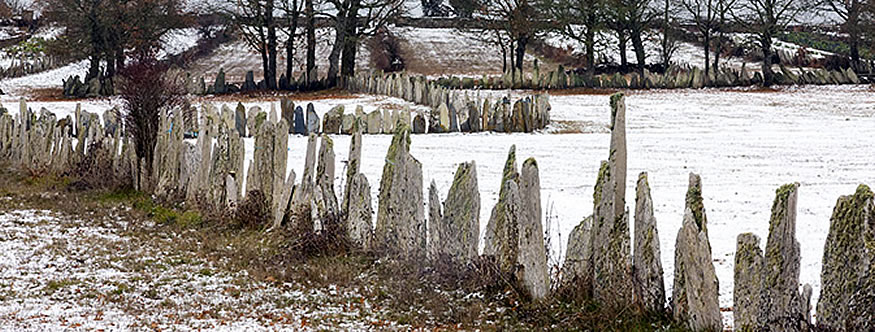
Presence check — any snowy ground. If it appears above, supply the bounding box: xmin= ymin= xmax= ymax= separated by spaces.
xmin=0 ymin=209 xmax=397 ymax=330
xmin=2 ymin=84 xmax=874 ymax=329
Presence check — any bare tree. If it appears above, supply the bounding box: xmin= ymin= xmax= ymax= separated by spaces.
xmin=225 ymin=0 xmax=279 ymax=90
xmin=659 ymin=0 xmax=682 ymax=67
xmin=737 ymin=0 xmax=813 ymax=86
xmin=278 ymin=0 xmax=304 ymax=87
xmin=821 ymin=0 xmax=870 ymax=70
xmin=542 ymin=0 xmax=605 ymax=74
xmin=475 ymin=0 xmax=544 ymax=82
xmin=326 ymin=0 xmax=405 ymax=86
xmin=605 ymin=0 xmax=655 ymax=72
xmin=712 ymin=0 xmax=737 ymax=72
xmin=681 ymin=0 xmax=718 ymax=83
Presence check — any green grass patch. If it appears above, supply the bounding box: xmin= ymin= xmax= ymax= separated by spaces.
xmin=43 ymin=279 xmax=79 ymax=296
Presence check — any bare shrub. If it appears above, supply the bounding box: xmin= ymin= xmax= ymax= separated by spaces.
xmin=118 ymin=57 xmax=185 ymax=181
xmin=235 ymin=190 xmax=271 ymax=229
xmin=368 ymin=27 xmax=405 ymax=72
xmin=68 ymin=141 xmax=125 ymax=191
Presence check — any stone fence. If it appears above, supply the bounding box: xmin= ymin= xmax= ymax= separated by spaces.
xmin=431 ymin=63 xmax=869 ymax=90
xmin=345 ymin=71 xmax=551 ymax=133
xmin=0 ymin=95 xmax=871 ymax=331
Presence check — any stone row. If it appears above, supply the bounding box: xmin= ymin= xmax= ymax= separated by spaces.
xmin=345 ymin=71 xmax=551 ymax=133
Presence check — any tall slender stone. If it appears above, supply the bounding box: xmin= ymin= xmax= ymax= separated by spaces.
xmin=735 ymin=233 xmax=764 ymax=331
xmin=634 ymin=172 xmax=665 ymax=313
xmin=562 ymin=216 xmax=593 ymax=288
xmin=759 ymin=183 xmax=808 ymax=331
xmin=430 ymin=162 xmax=480 ymax=262
xmin=672 ymin=173 xmax=721 ymax=332
xmin=518 ymin=158 xmax=549 ymax=299
xmin=346 ymin=173 xmax=373 ymax=248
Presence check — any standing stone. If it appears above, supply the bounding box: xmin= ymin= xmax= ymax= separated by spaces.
xmin=346 ymin=173 xmax=373 ymax=249
xmin=383 ymin=109 xmax=395 ymax=133
xmin=293 ymin=106 xmax=307 ymax=135
xmin=448 ymin=102 xmax=459 ymax=132
xmin=323 ymin=105 xmax=344 ymax=134
xmin=817 ymin=184 xmax=875 ymax=331
xmin=367 ymin=110 xmax=382 ymax=134
xmin=289 ymin=134 xmax=319 ymax=232
xmin=518 ymin=158 xmax=549 ymax=299
xmin=429 ymin=105 xmax=447 ymax=133
xmin=589 ymin=92 xmax=633 ymax=308
xmin=430 ymin=162 xmax=480 ymax=262
xmin=342 ymin=122 xmax=363 ymax=217
xmin=306 ymin=103 xmax=320 ymax=134
xmin=672 ymin=173 xmax=721 ymax=332
xmin=235 ymin=102 xmax=246 ymax=137
xmin=483 ymin=147 xmax=522 ymax=274
xmin=242 ymin=70 xmax=257 ymax=91
xmin=759 ymin=183 xmax=808 ymax=332
xmin=213 ymin=68 xmax=226 ymax=94
xmin=340 ymin=113 xmax=355 ymax=134
xmin=412 ymin=113 xmax=426 ymax=134
xmin=226 ymin=174 xmax=238 ymax=208
xmin=427 ymin=180 xmax=443 ymax=258
xmin=314 ymin=134 xmax=338 ymax=224
xmin=562 ymin=215 xmax=593 ymax=288
xmin=735 ymin=233 xmax=764 ymax=331
xmin=634 ymin=172 xmax=665 ymax=313
xmin=375 ymin=124 xmax=425 ymax=258
xmin=468 ymin=101 xmax=481 ymax=132
xmin=281 ymin=98 xmax=294 ymax=132
xmin=246 ymin=106 xmax=261 ymax=137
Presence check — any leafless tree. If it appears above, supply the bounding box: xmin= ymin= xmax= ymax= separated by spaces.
xmin=659 ymin=0 xmax=682 ymax=67
xmin=712 ymin=0 xmax=738 ymax=72
xmin=474 ymin=0 xmax=544 ymax=82
xmin=224 ymin=0 xmax=279 ymax=90
xmin=736 ymin=0 xmax=814 ymax=86
xmin=325 ymin=0 xmax=405 ymax=86
xmin=606 ymin=0 xmax=656 ymax=73
xmin=681 ymin=0 xmax=718 ymax=83
xmin=542 ymin=0 xmax=606 ymax=74
xmin=821 ymin=0 xmax=872 ymax=70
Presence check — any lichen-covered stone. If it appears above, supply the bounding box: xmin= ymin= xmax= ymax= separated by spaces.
xmin=375 ymin=124 xmax=425 ymax=258
xmin=634 ymin=172 xmax=665 ymax=313
xmin=367 ymin=110 xmax=382 ymax=134
xmin=562 ymin=216 xmax=593 ymax=287
xmin=346 ymin=173 xmax=373 ymax=248
xmin=817 ymin=184 xmax=875 ymax=331
xmin=427 ymin=180 xmax=443 ymax=258
xmin=323 ymin=105 xmax=344 ymax=134
xmin=517 ymin=158 xmax=549 ymax=299
xmin=412 ymin=113 xmax=426 ymax=134
xmin=759 ymin=183 xmax=808 ymax=332
xmin=734 ymin=233 xmax=763 ymax=331
xmin=672 ymin=173 xmax=721 ymax=332
xmin=430 ymin=162 xmax=480 ymax=262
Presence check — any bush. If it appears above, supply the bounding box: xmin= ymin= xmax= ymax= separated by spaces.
xmin=367 ymin=27 xmax=405 ymax=73
xmin=235 ymin=190 xmax=271 ymax=229
xmin=118 ymin=57 xmax=184 ymax=182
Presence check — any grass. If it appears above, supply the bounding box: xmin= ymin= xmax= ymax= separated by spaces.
xmin=0 ymin=163 xmax=694 ymax=330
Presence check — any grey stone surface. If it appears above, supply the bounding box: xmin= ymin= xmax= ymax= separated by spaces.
xmin=672 ymin=173 xmax=721 ymax=332
xmin=375 ymin=124 xmax=425 ymax=258
xmin=430 ymin=162 xmax=480 ymax=262
xmin=734 ymin=233 xmax=764 ymax=332
xmin=634 ymin=172 xmax=665 ymax=313
xmin=323 ymin=105 xmax=344 ymax=134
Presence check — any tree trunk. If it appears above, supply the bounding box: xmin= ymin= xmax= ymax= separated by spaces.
xmin=515 ymin=35 xmax=527 ymax=73
xmin=761 ymin=33 xmax=774 ymax=86
xmin=618 ymin=31 xmax=628 ymax=68
xmin=286 ymin=0 xmax=299 ymax=88
xmin=631 ymin=29 xmax=645 ymax=74
xmin=703 ymin=32 xmax=711 ymax=86
xmin=662 ymin=0 xmax=671 ymax=68
xmin=306 ymin=0 xmax=316 ymax=85
xmin=585 ymin=27 xmax=595 ymax=74
xmin=849 ymin=32 xmax=860 ymax=71
xmin=327 ymin=12 xmax=346 ymax=87
xmin=713 ymin=33 xmax=721 ymax=76
xmin=340 ymin=1 xmax=360 ymax=81
xmin=266 ymin=0 xmax=278 ymax=90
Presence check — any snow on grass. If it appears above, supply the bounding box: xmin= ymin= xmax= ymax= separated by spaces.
xmin=0 ymin=209 xmax=395 ymax=330
xmin=159 ymin=28 xmax=204 ymax=59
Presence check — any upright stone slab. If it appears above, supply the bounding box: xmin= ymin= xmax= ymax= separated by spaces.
xmin=235 ymin=102 xmax=247 ymax=137
xmin=346 ymin=173 xmax=373 ymax=249
xmin=323 ymin=105 xmax=344 ymax=134
xmin=817 ymin=185 xmax=875 ymax=331
xmin=427 ymin=180 xmax=443 ymax=259
xmin=672 ymin=173 xmax=721 ymax=332
xmin=367 ymin=110 xmax=382 ymax=134
xmin=281 ymin=98 xmax=294 ymax=133
xmin=735 ymin=233 xmax=764 ymax=331
xmin=375 ymin=124 xmax=425 ymax=258
xmin=412 ymin=113 xmax=426 ymax=134
xmin=306 ymin=103 xmax=320 ymax=134
xmin=294 ymin=106 xmax=307 ymax=135
xmin=342 ymin=123 xmax=363 ymax=217
xmin=314 ymin=135 xmax=338 ymax=224
xmin=562 ymin=216 xmax=593 ymax=287
xmin=340 ymin=114 xmax=355 ymax=134
xmin=589 ymin=92 xmax=633 ymax=307
xmin=483 ymin=147 xmax=522 ymax=274
xmin=430 ymin=162 xmax=480 ymax=262
xmin=634 ymin=172 xmax=665 ymax=313
xmin=518 ymin=158 xmax=549 ymax=299
xmin=759 ymin=183 xmax=808 ymax=332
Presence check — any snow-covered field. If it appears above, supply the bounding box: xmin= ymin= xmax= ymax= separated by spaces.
xmin=2 ymin=84 xmax=873 ymax=329
xmin=0 ymin=209 xmax=395 ymax=330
